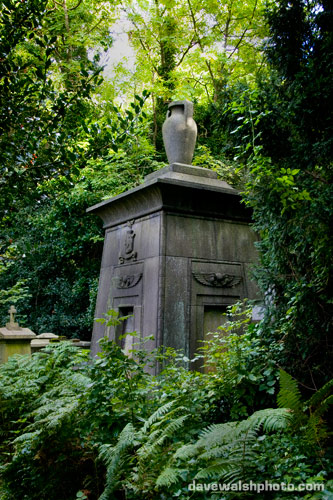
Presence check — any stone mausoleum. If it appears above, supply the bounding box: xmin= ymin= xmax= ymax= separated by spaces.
xmin=88 ymin=101 xmax=259 ymax=367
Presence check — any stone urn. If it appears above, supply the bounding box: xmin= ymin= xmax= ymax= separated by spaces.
xmin=162 ymin=100 xmax=197 ymax=165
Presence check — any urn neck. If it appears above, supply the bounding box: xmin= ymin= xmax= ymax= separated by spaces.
xmin=167 ymin=100 xmax=194 ymax=121
xmin=168 ymin=104 xmax=185 ymax=117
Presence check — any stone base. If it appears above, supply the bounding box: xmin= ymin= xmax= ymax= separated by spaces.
xmin=87 ymin=163 xmax=259 ymax=368
xmin=0 ymin=327 xmax=36 ymax=363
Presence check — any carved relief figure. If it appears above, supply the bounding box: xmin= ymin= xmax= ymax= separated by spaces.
xmin=116 ymin=273 xmax=142 ymax=289
xmin=119 ymin=220 xmax=137 ymax=264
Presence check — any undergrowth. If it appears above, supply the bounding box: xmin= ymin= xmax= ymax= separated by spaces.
xmin=0 ymin=305 xmax=332 ymax=499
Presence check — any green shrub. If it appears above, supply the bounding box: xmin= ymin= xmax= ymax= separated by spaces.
xmin=0 ymin=309 xmax=331 ymax=499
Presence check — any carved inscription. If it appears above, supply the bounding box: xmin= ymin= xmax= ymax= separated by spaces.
xmin=115 ymin=273 xmax=142 ymax=289
xmin=193 ymin=272 xmax=242 ymax=288
xmin=119 ymin=220 xmax=137 ymax=264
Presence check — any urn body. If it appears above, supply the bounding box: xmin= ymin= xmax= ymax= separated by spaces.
xmin=162 ymin=100 xmax=197 ymax=165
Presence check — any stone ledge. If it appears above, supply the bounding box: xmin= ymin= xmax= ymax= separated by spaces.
xmin=0 ymin=327 xmax=36 ymax=340
xmin=144 ymin=163 xmax=218 ymax=182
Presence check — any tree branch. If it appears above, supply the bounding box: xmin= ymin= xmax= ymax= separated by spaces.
xmin=68 ymin=0 xmax=83 ymax=10
xmin=227 ymin=0 xmax=258 ymax=59
xmin=186 ymin=0 xmax=218 ymax=99
xmin=176 ymin=38 xmax=198 ymax=67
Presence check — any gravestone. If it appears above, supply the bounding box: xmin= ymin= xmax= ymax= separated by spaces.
xmin=0 ymin=305 xmax=36 ymax=363
xmin=87 ymin=101 xmax=260 ymax=369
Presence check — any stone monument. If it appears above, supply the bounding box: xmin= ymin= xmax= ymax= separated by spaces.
xmin=87 ymin=100 xmax=259 ymax=369
xmin=30 ymin=332 xmax=59 ymax=353
xmin=0 ymin=305 xmax=36 ymax=363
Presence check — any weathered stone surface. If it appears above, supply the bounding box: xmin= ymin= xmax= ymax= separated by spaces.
xmin=162 ymin=101 xmax=197 ymax=165
xmin=0 ymin=306 xmax=36 ymax=363
xmin=87 ymin=164 xmax=260 ymax=369
xmin=144 ymin=163 xmax=218 ymax=182
xmin=30 ymin=332 xmax=58 ymax=353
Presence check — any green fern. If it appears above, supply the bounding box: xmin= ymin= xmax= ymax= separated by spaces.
xmin=141 ymin=400 xmax=174 ymax=433
xmin=98 ymin=401 xmax=190 ymax=497
xmin=156 ymin=407 xmax=291 ymax=487
xmin=99 ymin=423 xmax=137 ymax=499
xmin=305 ymin=378 xmax=333 ymax=447
xmin=277 ymin=369 xmax=303 ymax=414
xmin=277 ymin=370 xmax=332 ymax=446
xmin=173 ymin=443 xmax=198 ymax=460
xmin=306 ymin=378 xmax=333 ymax=428
xmin=195 ymin=461 xmax=239 ymax=480
xmin=155 ymin=467 xmax=184 ymax=487
xmin=195 ymin=408 xmax=290 ymax=482
xmin=241 ymin=407 xmax=292 ymax=433
xmin=196 ymin=422 xmax=238 ymax=447
xmin=137 ymin=414 xmax=190 ymax=462
xmin=307 ymin=379 xmax=333 ymax=409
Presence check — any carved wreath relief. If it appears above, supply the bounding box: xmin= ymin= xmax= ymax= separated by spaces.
xmin=119 ymin=220 xmax=137 ymax=264
xmin=193 ymin=272 xmax=242 ymax=288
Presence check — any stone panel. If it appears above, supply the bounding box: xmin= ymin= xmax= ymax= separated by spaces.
xmin=111 ymin=261 xmax=144 ymax=299
xmin=90 ymin=266 xmax=114 ymax=356
xmin=165 ymin=215 xmax=259 ymax=262
xmin=243 ymin=262 xmax=261 ymax=299
xmin=141 ymin=256 xmax=161 ymax=354
xmin=163 ymin=257 xmax=190 ymax=355
xmin=101 ymin=228 xmax=122 ymax=268
xmin=102 ymin=214 xmax=161 ymax=269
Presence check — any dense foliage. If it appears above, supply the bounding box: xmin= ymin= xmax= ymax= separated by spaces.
xmin=244 ymin=0 xmax=333 ymax=390
xmin=0 ymin=0 xmax=153 ymax=335
xmin=0 ymin=309 xmax=332 ymax=499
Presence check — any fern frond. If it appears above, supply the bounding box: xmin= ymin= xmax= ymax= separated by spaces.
xmin=13 ymin=430 xmax=41 ymax=444
xmin=98 ymin=443 xmax=114 ymax=465
xmin=196 ymin=422 xmax=238 ymax=448
xmin=138 ymin=415 xmax=189 ymax=459
xmin=200 ymin=444 xmax=232 ymax=460
xmin=141 ymin=401 xmax=174 ymax=434
xmin=155 ymin=467 xmax=183 ymax=488
xmin=221 ymin=466 xmax=247 ymax=484
xmin=307 ymin=378 xmax=333 ymax=409
xmin=99 ymin=423 xmax=137 ymax=499
xmin=228 ymin=445 xmax=258 ymax=462
xmin=312 ymin=394 xmax=333 ymax=419
xmin=303 ymin=380 xmax=333 ymax=445
xmin=159 ymin=414 xmax=189 ymax=441
xmin=306 ymin=413 xmax=328 ymax=445
xmin=242 ymin=408 xmax=292 ymax=433
xmin=147 ymin=405 xmax=188 ymax=433
xmin=277 ymin=369 xmax=303 ymax=414
xmin=141 ymin=428 xmax=162 ymax=446
xmin=199 ymin=433 xmax=257 ymax=461
xmin=174 ymin=443 xmax=197 ymax=460
xmin=195 ymin=460 xmax=236 ymax=480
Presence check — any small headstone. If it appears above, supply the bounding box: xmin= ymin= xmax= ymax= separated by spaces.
xmin=0 ymin=305 xmax=36 ymax=363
